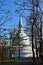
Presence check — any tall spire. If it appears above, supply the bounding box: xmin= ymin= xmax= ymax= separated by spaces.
xmin=19 ymin=16 xmax=23 ymax=30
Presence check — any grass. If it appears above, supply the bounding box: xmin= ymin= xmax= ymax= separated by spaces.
xmin=0 ymin=59 xmax=21 ymax=62
xmin=0 ymin=58 xmax=33 ymax=62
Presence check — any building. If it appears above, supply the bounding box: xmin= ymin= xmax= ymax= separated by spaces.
xmin=15 ymin=16 xmax=33 ymax=58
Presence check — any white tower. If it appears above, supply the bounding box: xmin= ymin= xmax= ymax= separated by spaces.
xmin=18 ymin=16 xmax=33 ymax=57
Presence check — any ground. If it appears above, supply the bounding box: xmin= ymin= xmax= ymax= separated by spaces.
xmin=0 ymin=60 xmax=43 ymax=65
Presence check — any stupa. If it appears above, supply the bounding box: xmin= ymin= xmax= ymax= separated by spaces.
xmin=16 ymin=16 xmax=33 ymax=58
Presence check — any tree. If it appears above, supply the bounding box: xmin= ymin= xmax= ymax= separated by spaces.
xmin=9 ymin=28 xmax=16 ymax=58
xmin=15 ymin=0 xmax=43 ymax=61
xmin=1 ymin=35 xmax=7 ymax=59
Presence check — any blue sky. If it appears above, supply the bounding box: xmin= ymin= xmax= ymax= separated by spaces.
xmin=0 ymin=0 xmax=19 ymax=28
xmin=0 ymin=0 xmax=43 ymax=30
xmin=0 ymin=0 xmax=26 ymax=30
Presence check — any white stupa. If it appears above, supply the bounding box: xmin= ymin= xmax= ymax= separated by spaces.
xmin=17 ymin=16 xmax=33 ymax=57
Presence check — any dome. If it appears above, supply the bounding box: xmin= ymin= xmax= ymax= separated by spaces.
xmin=19 ymin=30 xmax=31 ymax=45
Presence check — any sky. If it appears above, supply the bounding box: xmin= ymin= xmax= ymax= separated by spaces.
xmin=0 ymin=0 xmax=26 ymax=30
xmin=0 ymin=0 xmax=19 ymax=28
xmin=0 ymin=0 xmax=43 ymax=32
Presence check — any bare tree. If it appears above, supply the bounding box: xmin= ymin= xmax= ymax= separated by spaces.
xmin=15 ymin=0 xmax=43 ymax=61
xmin=9 ymin=28 xmax=16 ymax=58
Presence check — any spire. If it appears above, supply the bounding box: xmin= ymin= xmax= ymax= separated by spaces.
xmin=19 ymin=16 xmax=23 ymax=30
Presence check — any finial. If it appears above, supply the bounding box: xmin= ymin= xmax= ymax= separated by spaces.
xmin=19 ymin=15 xmax=23 ymax=29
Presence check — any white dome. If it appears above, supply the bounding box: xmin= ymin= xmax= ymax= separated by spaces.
xmin=19 ymin=30 xmax=31 ymax=45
